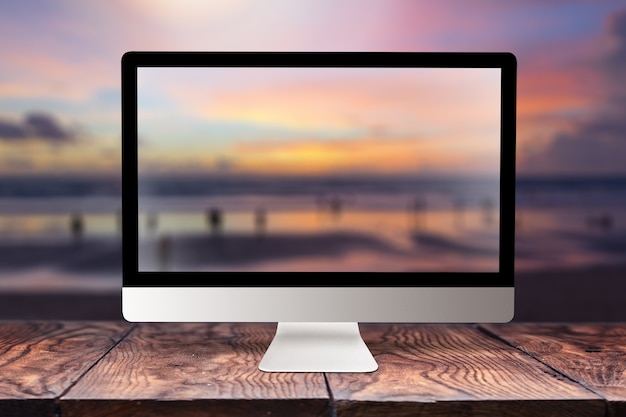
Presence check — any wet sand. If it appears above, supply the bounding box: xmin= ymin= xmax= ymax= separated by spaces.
xmin=0 ymin=229 xmax=497 ymax=275
xmin=0 ymin=237 xmax=122 ymax=274
xmin=0 ymin=265 xmax=624 ymax=321
xmin=513 ymin=264 xmax=626 ymax=322
xmin=140 ymin=231 xmax=412 ymax=272
xmin=0 ymin=233 xmax=624 ymax=321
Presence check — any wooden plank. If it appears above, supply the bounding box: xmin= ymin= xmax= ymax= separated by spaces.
xmin=62 ymin=322 xmax=330 ymax=417
xmin=61 ymin=400 xmax=329 ymax=417
xmin=483 ymin=323 xmax=626 ymax=417
xmin=0 ymin=321 xmax=131 ymax=417
xmin=327 ymin=324 xmax=605 ymax=417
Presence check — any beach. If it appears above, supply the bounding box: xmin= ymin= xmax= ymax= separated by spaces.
xmin=0 ymin=176 xmax=625 ymax=321
xmin=0 ymin=208 xmax=624 ymax=322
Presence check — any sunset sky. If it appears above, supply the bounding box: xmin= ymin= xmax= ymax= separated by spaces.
xmin=137 ymin=67 xmax=501 ymax=177
xmin=1 ymin=1 xmax=626 ymax=177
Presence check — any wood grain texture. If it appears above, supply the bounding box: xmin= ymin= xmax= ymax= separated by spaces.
xmin=328 ymin=324 xmax=605 ymax=417
xmin=482 ymin=323 xmax=626 ymax=416
xmin=62 ymin=322 xmax=330 ymax=417
xmin=3 ymin=322 xmax=622 ymax=417
xmin=0 ymin=321 xmax=131 ymax=417
xmin=62 ymin=399 xmax=329 ymax=417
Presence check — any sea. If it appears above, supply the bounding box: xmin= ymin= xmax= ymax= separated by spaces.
xmin=0 ymin=175 xmax=625 ymax=282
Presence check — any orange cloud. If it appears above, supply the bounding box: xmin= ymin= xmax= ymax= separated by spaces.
xmin=227 ymin=135 xmax=498 ymax=176
xmin=518 ymin=68 xmax=602 ymax=118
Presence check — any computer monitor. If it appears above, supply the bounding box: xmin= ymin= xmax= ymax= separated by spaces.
xmin=121 ymin=51 xmax=516 ymax=372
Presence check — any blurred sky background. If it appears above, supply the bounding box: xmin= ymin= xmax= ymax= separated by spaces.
xmin=1 ymin=1 xmax=626 ymax=320
xmin=1 ymin=0 xmax=625 ymax=178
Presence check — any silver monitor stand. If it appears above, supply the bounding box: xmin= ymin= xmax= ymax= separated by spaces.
xmin=259 ymin=322 xmax=378 ymax=372
xmin=258 ymin=322 xmax=378 ymax=372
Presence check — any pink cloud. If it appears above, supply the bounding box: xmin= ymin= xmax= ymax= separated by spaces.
xmin=520 ymin=8 xmax=626 ymax=175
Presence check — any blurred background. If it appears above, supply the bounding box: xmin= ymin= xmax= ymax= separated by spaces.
xmin=0 ymin=0 xmax=625 ymax=321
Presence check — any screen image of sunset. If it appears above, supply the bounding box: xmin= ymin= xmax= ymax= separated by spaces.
xmin=138 ymin=67 xmax=500 ymax=177
xmin=137 ymin=67 xmax=501 ymax=273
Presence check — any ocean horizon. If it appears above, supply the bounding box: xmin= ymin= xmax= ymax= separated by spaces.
xmin=2 ymin=173 xmax=626 ymax=210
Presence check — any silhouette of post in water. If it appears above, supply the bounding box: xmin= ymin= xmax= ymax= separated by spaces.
xmin=146 ymin=212 xmax=158 ymax=233
xmin=481 ymin=197 xmax=495 ymax=225
xmin=410 ymin=196 xmax=427 ymax=230
xmin=316 ymin=194 xmax=343 ymax=221
xmin=70 ymin=212 xmax=84 ymax=244
xmin=586 ymin=213 xmax=614 ymax=232
xmin=453 ymin=198 xmax=465 ymax=228
xmin=254 ymin=207 xmax=267 ymax=235
xmin=329 ymin=195 xmax=342 ymax=219
xmin=207 ymin=207 xmax=223 ymax=235
xmin=116 ymin=210 xmax=123 ymax=237
xmin=157 ymin=235 xmax=172 ymax=271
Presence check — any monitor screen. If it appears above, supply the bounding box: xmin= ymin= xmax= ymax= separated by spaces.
xmin=122 ymin=52 xmax=516 ymax=372
xmin=136 ymin=65 xmax=502 ymax=275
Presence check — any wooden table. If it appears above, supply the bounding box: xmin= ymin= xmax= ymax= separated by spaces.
xmin=0 ymin=322 xmax=624 ymax=417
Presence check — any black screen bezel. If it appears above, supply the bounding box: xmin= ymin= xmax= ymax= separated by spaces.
xmin=122 ymin=51 xmax=516 ymax=287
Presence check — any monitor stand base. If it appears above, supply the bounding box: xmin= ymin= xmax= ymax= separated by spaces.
xmin=258 ymin=322 xmax=378 ymax=372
